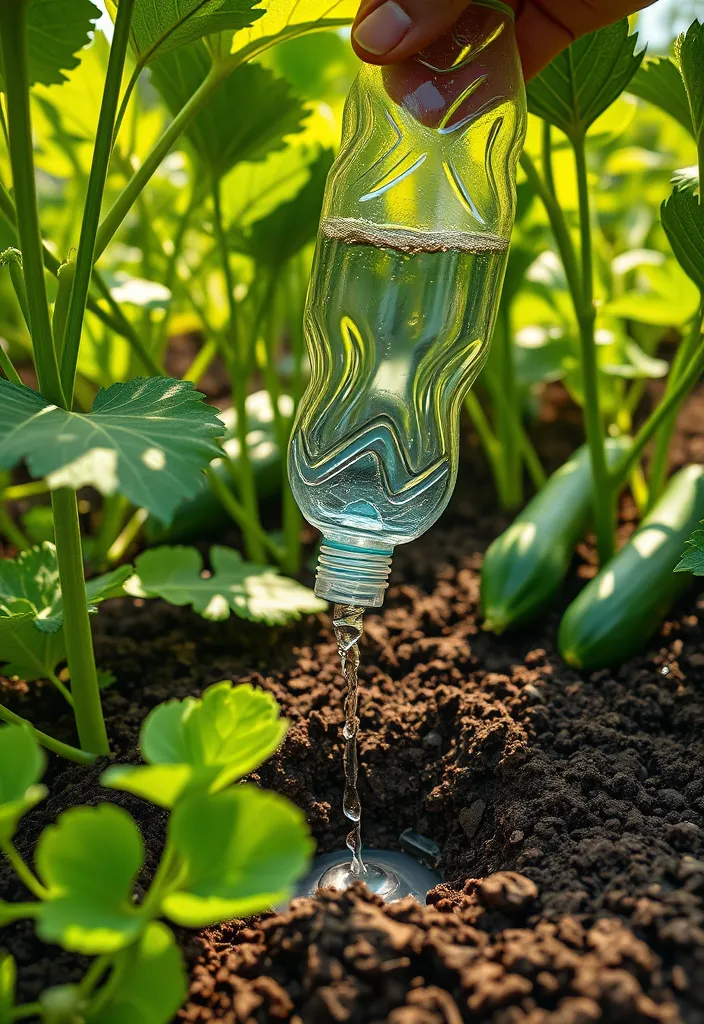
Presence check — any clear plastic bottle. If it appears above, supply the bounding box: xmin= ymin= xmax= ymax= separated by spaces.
xmin=289 ymin=0 xmax=526 ymax=607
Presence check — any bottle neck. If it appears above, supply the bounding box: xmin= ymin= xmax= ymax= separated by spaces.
xmin=316 ymin=539 xmax=394 ymax=609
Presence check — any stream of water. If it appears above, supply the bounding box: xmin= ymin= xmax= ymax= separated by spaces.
xmin=332 ymin=603 xmax=366 ymax=877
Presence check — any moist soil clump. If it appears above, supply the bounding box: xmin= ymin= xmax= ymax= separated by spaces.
xmin=2 ymin=388 xmax=704 ymax=1022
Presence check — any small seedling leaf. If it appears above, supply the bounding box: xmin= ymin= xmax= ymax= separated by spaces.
xmin=661 ymin=179 xmax=704 ymax=292
xmin=0 ymin=0 xmax=100 ymax=89
xmin=244 ymin=149 xmax=333 ymax=267
xmin=103 ymin=682 xmax=288 ymax=807
xmin=36 ymin=804 xmax=145 ymax=954
xmin=0 ymin=725 xmax=47 ymax=842
xmin=231 ymin=0 xmax=356 ymax=61
xmin=0 ymin=378 xmax=223 ymax=525
xmin=676 ymin=21 xmax=704 ymax=146
xmin=150 ymin=52 xmax=307 ymax=178
xmin=107 ymin=0 xmax=263 ymax=67
xmin=86 ymin=922 xmax=186 ymax=1024
xmin=0 ymin=953 xmax=15 ymax=1024
xmin=162 ymin=786 xmax=314 ymax=926
xmin=125 ymin=545 xmax=326 ymax=625
xmin=676 ymin=524 xmax=704 ymax=575
xmin=527 ymin=20 xmax=643 ymax=140
xmin=628 ymin=56 xmax=695 ymax=136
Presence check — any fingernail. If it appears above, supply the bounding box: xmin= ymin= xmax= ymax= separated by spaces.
xmin=354 ymin=1 xmax=412 ymax=55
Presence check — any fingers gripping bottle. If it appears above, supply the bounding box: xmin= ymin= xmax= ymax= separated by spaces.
xmin=289 ymin=0 xmax=526 ymax=608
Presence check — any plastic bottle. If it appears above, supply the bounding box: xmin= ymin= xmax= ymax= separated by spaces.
xmin=289 ymin=0 xmax=526 ymax=608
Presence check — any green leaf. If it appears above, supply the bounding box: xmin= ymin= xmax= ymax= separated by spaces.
xmin=231 ymin=0 xmax=356 ymax=62
xmin=150 ymin=49 xmax=307 ymax=178
xmin=526 ymin=20 xmax=643 ymax=140
xmin=0 ymin=953 xmax=15 ymax=1024
xmin=662 ymin=181 xmax=704 ymax=292
xmin=125 ymin=545 xmax=326 ymax=624
xmin=0 ymin=379 xmax=223 ymax=525
xmin=628 ymin=56 xmax=695 ymax=136
xmin=676 ymin=20 xmax=704 ymax=145
xmin=676 ymin=524 xmax=704 ymax=574
xmin=86 ymin=922 xmax=186 ymax=1024
xmin=108 ymin=0 xmax=263 ymax=67
xmin=0 ymin=725 xmax=47 ymax=842
xmin=162 ymin=786 xmax=313 ymax=926
xmin=0 ymin=0 xmax=100 ymax=89
xmin=244 ymin=148 xmax=333 ymax=267
xmin=103 ymin=681 xmax=287 ymax=807
xmin=36 ymin=804 xmax=145 ymax=955
xmin=0 ymin=606 xmax=66 ymax=683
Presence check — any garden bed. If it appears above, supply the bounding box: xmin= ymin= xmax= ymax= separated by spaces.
xmin=2 ymin=386 xmax=704 ymax=1023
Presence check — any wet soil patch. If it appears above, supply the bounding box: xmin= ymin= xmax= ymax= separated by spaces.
xmin=2 ymin=387 xmax=704 ymax=1022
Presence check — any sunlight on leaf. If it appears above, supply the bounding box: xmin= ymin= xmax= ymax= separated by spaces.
xmin=0 ymin=0 xmax=100 ymax=89
xmin=628 ymin=56 xmax=694 ymax=136
xmin=0 ymin=725 xmax=47 ymax=843
xmin=162 ymin=786 xmax=314 ymax=926
xmin=231 ymin=0 xmax=357 ymax=62
xmin=0 ymin=379 xmax=223 ymax=525
xmin=124 ymin=545 xmax=326 ymax=624
xmin=676 ymin=20 xmax=704 ymax=146
xmin=662 ymin=179 xmax=704 ymax=292
xmin=36 ymin=805 xmax=145 ymax=955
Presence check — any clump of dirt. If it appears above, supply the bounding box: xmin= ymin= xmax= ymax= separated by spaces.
xmin=2 ymin=387 xmax=704 ymax=1022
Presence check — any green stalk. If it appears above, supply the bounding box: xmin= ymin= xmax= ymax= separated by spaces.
xmin=93 ymin=494 xmax=128 ymax=567
xmin=182 ymin=338 xmax=218 ymax=385
xmin=211 ymin=177 xmax=265 ymax=563
xmin=496 ymin=301 xmax=523 ymax=509
xmin=465 ymin=391 xmax=509 ymax=500
xmin=542 ymin=121 xmax=556 ymax=196
xmin=647 ymin=300 xmax=704 ymax=507
xmin=0 ymin=505 xmax=30 ymax=551
xmin=59 ymin=0 xmax=136 ymax=402
xmin=0 ymin=701 xmax=95 ymax=763
xmin=206 ymin=468 xmax=286 ymax=566
xmin=0 ymin=343 xmax=22 ymax=386
xmin=7 ymin=257 xmax=30 ymax=331
xmin=11 ymin=1003 xmax=43 ymax=1021
xmin=106 ymin=506 xmax=147 ymax=565
xmin=1 ymin=480 xmax=48 ymax=502
xmin=520 ymin=151 xmax=582 ymax=303
xmin=1 ymin=839 xmax=48 ymax=899
xmin=95 ymin=63 xmax=227 ymax=261
xmin=51 ymin=489 xmax=109 ymax=755
xmin=92 ymin=270 xmax=164 ymax=377
xmin=0 ymin=2 xmax=64 ymax=407
xmin=573 ymin=134 xmax=614 ymax=565
xmin=610 ymin=336 xmax=704 ymax=487
xmin=52 ymin=258 xmax=76 ymax=360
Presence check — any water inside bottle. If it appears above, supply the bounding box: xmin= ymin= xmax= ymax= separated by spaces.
xmin=290 ymin=217 xmax=509 ymax=548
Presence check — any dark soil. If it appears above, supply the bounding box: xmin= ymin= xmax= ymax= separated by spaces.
xmin=2 ymin=385 xmax=704 ymax=1023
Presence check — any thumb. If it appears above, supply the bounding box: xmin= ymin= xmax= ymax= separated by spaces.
xmin=352 ymin=0 xmax=471 ymax=63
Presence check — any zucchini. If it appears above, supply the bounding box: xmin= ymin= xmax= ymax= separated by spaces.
xmin=559 ymin=464 xmax=704 ymax=670
xmin=481 ymin=437 xmax=631 ymax=634
xmin=145 ymin=391 xmax=289 ymax=544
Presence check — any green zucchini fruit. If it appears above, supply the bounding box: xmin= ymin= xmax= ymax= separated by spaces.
xmin=481 ymin=437 xmax=631 ymax=634
xmin=559 ymin=463 xmax=704 ymax=670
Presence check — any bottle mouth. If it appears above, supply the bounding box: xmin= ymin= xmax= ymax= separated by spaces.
xmin=315 ymin=540 xmax=394 ymax=609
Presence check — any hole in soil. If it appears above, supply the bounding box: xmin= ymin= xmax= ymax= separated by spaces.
xmin=296 ymin=848 xmax=443 ymax=903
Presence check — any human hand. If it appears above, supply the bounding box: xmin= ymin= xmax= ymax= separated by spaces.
xmin=352 ymin=0 xmax=656 ymax=79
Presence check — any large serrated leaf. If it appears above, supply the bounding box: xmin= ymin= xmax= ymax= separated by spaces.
xmin=150 ymin=49 xmax=307 ymax=178
xmin=628 ymin=56 xmax=694 ymax=136
xmin=125 ymin=545 xmax=326 ymax=625
xmin=0 ymin=379 xmax=222 ymax=525
xmin=86 ymin=922 xmax=186 ymax=1024
xmin=662 ymin=180 xmax=704 ymax=292
xmin=0 ymin=0 xmax=100 ymax=89
xmin=162 ymin=786 xmax=314 ymax=926
xmin=676 ymin=524 xmax=704 ymax=575
xmin=36 ymin=804 xmax=145 ymax=955
xmin=0 ymin=725 xmax=47 ymax=843
xmin=527 ymin=20 xmax=643 ymax=140
xmin=231 ymin=0 xmax=356 ymax=62
xmin=107 ymin=0 xmax=264 ymax=67
xmin=102 ymin=681 xmax=287 ymax=808
xmin=676 ymin=20 xmax=704 ymax=146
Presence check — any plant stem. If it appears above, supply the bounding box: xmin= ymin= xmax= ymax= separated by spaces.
xmin=611 ymin=336 xmax=704 ymax=487
xmin=0 ymin=342 xmax=22 ymax=386
xmin=211 ymin=177 xmax=265 ymax=563
xmin=51 ymin=490 xmax=109 ymax=755
xmin=7 ymin=258 xmax=30 ymax=331
xmin=572 ymin=134 xmax=614 ymax=565
xmin=182 ymin=338 xmax=218 ymax=385
xmin=60 ymin=0 xmax=136 ymax=403
xmin=0 ymin=702 xmax=95 ymax=763
xmin=92 ymin=271 xmax=164 ymax=377
xmin=52 ymin=258 xmax=75 ymax=361
xmin=79 ymin=955 xmax=111 ymax=1000
xmin=0 ymin=2 xmax=64 ymax=407
xmin=106 ymin=506 xmax=148 ymax=565
xmin=465 ymin=391 xmax=509 ymax=500
xmin=11 ymin=1003 xmax=43 ymax=1021
xmin=496 ymin=301 xmax=523 ymax=509
xmin=542 ymin=121 xmax=556 ymax=196
xmin=95 ymin=64 xmax=227 ymax=261
xmin=48 ymin=671 xmax=74 ymax=707
xmin=1 ymin=840 xmax=48 ymax=900
xmin=206 ymin=467 xmax=286 ymax=566
xmin=1 ymin=480 xmax=49 ymax=502
xmin=647 ymin=301 xmax=704 ymax=507
xmin=520 ymin=151 xmax=582 ymax=303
